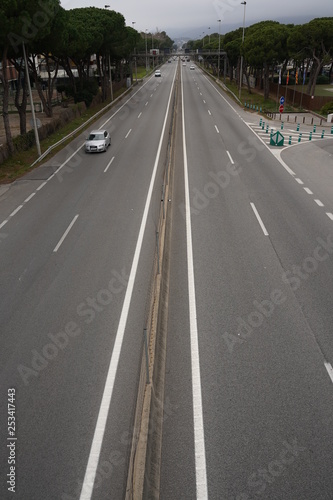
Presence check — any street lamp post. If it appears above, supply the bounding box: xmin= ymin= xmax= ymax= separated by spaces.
xmin=202 ymin=32 xmax=205 ymax=48
xmin=132 ymin=21 xmax=137 ymax=83
xmin=145 ymin=29 xmax=148 ymax=73
xmin=217 ymin=20 xmax=221 ymax=79
xmin=208 ymin=27 xmax=211 ymax=45
xmin=239 ymin=1 xmax=246 ymax=100
xmin=105 ymin=5 xmax=113 ymax=101
xmin=22 ymin=42 xmax=41 ymax=157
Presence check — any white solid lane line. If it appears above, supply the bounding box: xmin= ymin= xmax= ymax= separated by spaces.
xmin=53 ymin=215 xmax=79 ymax=252
xmin=250 ymin=203 xmax=269 ymax=236
xmin=79 ymin=64 xmax=178 ymax=500
xmin=182 ymin=66 xmax=208 ymax=500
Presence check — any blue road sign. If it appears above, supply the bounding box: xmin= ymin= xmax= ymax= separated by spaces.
xmin=280 ymin=96 xmax=285 ymax=105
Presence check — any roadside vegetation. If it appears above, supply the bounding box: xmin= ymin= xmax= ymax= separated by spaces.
xmin=0 ymin=0 xmax=174 ymax=157
xmin=187 ymin=17 xmax=333 ymax=113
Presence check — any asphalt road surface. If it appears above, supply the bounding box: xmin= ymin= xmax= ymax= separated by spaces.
xmin=1 ymin=60 xmax=333 ymax=500
xmin=160 ymin=64 xmax=333 ymax=499
xmin=0 ymin=62 xmax=177 ymax=499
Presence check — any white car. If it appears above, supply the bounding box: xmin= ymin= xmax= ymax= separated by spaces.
xmin=85 ymin=129 xmax=111 ymax=153
xmin=190 ymin=65 xmax=195 ymax=70
xmin=155 ymin=70 xmax=161 ymax=77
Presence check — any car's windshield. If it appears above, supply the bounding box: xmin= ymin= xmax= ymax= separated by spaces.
xmin=88 ymin=133 xmax=104 ymax=141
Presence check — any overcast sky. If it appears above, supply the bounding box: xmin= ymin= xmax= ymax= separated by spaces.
xmin=60 ymin=0 xmax=333 ymax=39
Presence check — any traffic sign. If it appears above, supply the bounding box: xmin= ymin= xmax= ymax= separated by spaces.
xmin=279 ymin=104 xmax=284 ymax=113
xmin=280 ymin=96 xmax=285 ymax=105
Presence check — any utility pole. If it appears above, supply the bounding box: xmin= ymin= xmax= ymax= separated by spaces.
xmin=23 ymin=42 xmax=41 ymax=157
xmin=239 ymin=1 xmax=247 ymax=100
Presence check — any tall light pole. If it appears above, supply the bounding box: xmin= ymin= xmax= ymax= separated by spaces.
xmin=202 ymin=32 xmax=205 ymax=48
xmin=105 ymin=5 xmax=113 ymax=101
xmin=132 ymin=21 xmax=137 ymax=83
xmin=23 ymin=42 xmax=41 ymax=157
xmin=217 ymin=20 xmax=221 ymax=79
xmin=239 ymin=1 xmax=246 ymax=100
xmin=208 ymin=27 xmax=211 ymax=45
xmin=145 ymin=29 xmax=148 ymax=73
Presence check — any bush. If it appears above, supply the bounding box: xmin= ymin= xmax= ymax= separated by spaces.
xmin=320 ymin=102 xmax=333 ymax=115
xmin=13 ymin=130 xmax=35 ymax=152
xmin=74 ymin=89 xmax=94 ymax=107
xmin=316 ymin=75 xmax=329 ymax=85
xmin=56 ymin=79 xmax=99 ymax=108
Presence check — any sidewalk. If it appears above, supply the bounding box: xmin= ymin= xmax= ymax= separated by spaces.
xmin=0 ymin=89 xmax=61 ymax=147
xmin=243 ymin=109 xmax=333 ymax=148
xmin=0 ymin=107 xmax=66 ymax=147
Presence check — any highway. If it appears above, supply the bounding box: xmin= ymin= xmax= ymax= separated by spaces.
xmin=0 ymin=63 xmax=177 ymax=499
xmin=1 ymin=58 xmax=333 ymax=500
xmin=160 ymin=64 xmax=333 ymax=499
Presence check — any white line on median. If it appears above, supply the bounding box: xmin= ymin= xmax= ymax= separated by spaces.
xmin=250 ymin=202 xmax=269 ymax=236
xmin=53 ymin=214 xmax=79 ymax=252
xmin=181 ymin=65 xmax=208 ymax=500
xmin=79 ymin=64 xmax=178 ymax=500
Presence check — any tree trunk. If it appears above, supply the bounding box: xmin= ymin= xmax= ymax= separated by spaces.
xmin=244 ymin=65 xmax=251 ymax=94
xmin=11 ymin=57 xmax=28 ymax=135
xmin=61 ymin=57 xmax=77 ymax=93
xmin=27 ymin=54 xmax=52 ymax=117
xmin=1 ymin=47 xmax=15 ymax=154
xmin=263 ymin=62 xmax=270 ymax=100
xmin=309 ymin=57 xmax=323 ymax=97
xmin=16 ymin=68 xmax=27 ymax=135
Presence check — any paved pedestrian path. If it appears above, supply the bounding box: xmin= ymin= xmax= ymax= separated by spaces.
xmin=244 ymin=112 xmax=333 ymax=149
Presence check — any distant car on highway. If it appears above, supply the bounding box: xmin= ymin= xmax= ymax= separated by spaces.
xmin=155 ymin=70 xmax=161 ymax=77
xmin=85 ymin=129 xmax=110 ymax=153
xmin=190 ymin=65 xmax=195 ymax=70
